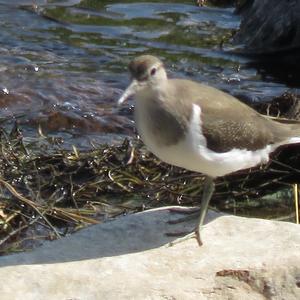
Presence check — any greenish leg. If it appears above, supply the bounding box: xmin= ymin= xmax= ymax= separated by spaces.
xmin=167 ymin=176 xmax=215 ymax=247
xmin=195 ymin=176 xmax=215 ymax=246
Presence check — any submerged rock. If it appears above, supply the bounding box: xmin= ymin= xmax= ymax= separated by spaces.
xmin=0 ymin=207 xmax=300 ymax=299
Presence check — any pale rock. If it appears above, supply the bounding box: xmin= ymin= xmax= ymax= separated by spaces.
xmin=0 ymin=207 xmax=300 ymax=300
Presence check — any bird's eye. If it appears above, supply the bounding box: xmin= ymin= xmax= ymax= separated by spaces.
xmin=150 ymin=67 xmax=156 ymax=76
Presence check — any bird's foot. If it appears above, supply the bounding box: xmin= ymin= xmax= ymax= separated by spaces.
xmin=166 ymin=206 xmax=204 ymax=247
xmin=167 ymin=177 xmax=214 ymax=247
xmin=168 ymin=206 xmax=200 ymax=224
xmin=167 ymin=229 xmax=203 ymax=247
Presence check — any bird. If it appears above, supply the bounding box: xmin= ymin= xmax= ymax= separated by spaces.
xmin=118 ymin=55 xmax=300 ymax=246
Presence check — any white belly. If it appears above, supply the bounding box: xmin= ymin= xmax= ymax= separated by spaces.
xmin=143 ymin=137 xmax=273 ymax=178
xmin=135 ymin=102 xmax=277 ymax=178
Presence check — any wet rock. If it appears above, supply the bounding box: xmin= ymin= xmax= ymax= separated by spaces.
xmin=0 ymin=207 xmax=300 ymax=299
xmin=234 ymin=0 xmax=300 ymax=55
xmin=29 ymin=109 xmax=132 ymax=134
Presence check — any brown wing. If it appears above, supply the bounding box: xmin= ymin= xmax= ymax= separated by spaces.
xmin=201 ymin=110 xmax=283 ymax=152
xmin=169 ymin=79 xmax=292 ymax=153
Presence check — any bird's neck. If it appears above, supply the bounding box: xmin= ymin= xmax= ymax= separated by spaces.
xmin=136 ymin=80 xmax=169 ymax=105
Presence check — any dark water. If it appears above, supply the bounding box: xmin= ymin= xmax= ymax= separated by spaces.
xmin=0 ymin=0 xmax=297 ymax=148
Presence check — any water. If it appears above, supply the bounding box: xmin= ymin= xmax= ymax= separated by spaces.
xmin=0 ymin=0 xmax=297 ymax=149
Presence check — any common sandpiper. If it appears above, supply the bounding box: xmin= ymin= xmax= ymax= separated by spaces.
xmin=118 ymin=55 xmax=300 ymax=246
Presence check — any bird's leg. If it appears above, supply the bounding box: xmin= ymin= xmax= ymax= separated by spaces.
xmin=195 ymin=176 xmax=215 ymax=246
xmin=167 ymin=176 xmax=215 ymax=246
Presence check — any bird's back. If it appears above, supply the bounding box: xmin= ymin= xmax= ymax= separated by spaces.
xmin=166 ymin=79 xmax=300 ymax=152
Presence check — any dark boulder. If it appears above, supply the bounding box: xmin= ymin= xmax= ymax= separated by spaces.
xmin=233 ymin=0 xmax=300 ymax=54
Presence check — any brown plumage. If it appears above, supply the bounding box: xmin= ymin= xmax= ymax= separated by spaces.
xmin=148 ymin=78 xmax=300 ymax=152
xmin=118 ymin=55 xmax=300 ymax=246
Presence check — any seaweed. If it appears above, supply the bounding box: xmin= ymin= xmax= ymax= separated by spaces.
xmin=1 ymin=96 xmax=300 ymax=254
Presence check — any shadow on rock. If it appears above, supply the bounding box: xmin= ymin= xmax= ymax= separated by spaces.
xmin=0 ymin=207 xmax=220 ymax=267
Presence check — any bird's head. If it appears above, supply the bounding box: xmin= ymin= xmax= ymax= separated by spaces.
xmin=118 ymin=55 xmax=167 ymax=105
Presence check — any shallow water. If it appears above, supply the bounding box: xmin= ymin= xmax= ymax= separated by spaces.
xmin=0 ymin=0 xmax=298 ymax=148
